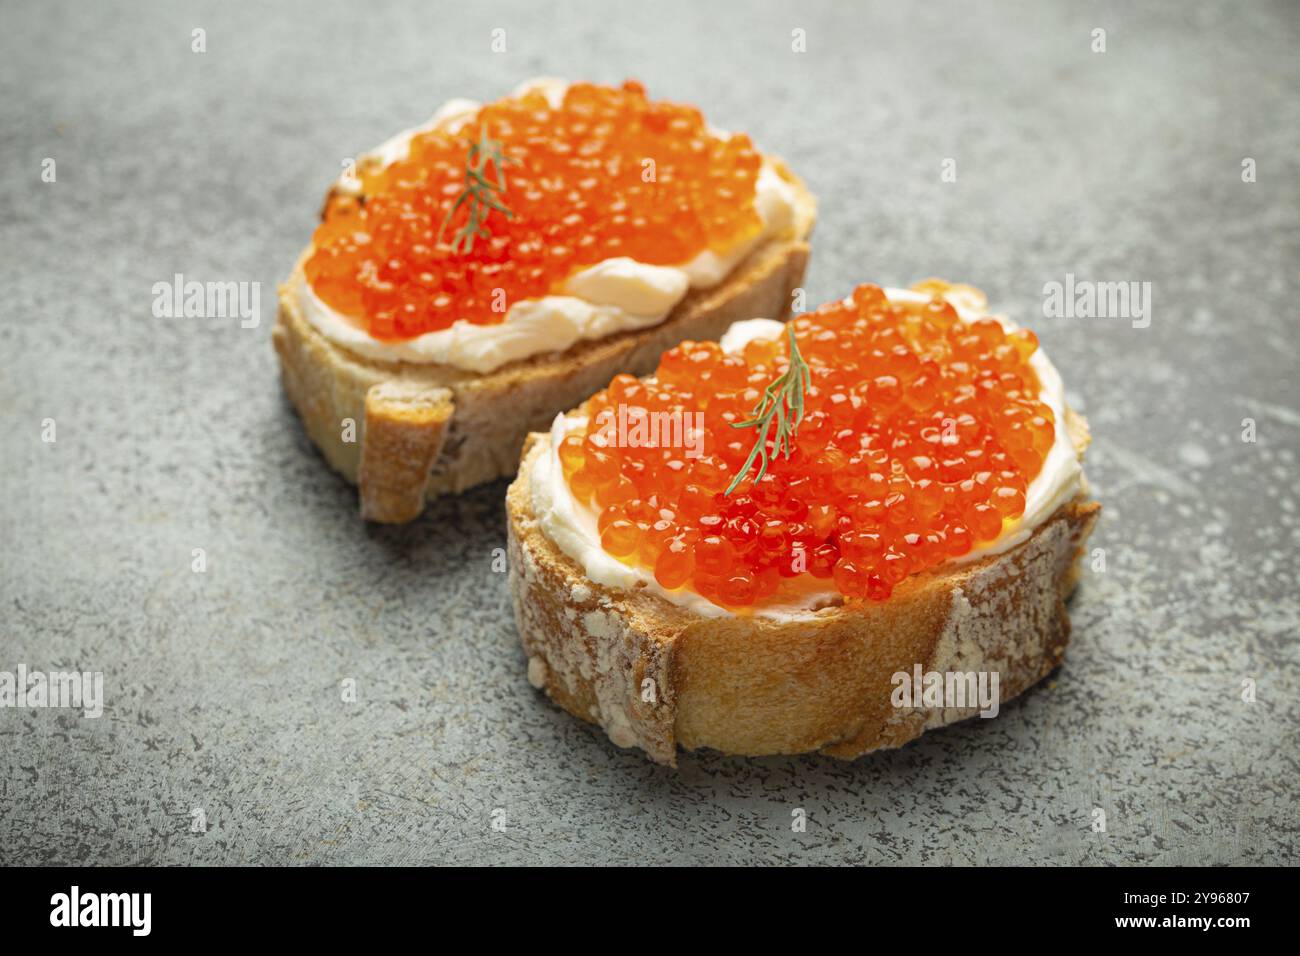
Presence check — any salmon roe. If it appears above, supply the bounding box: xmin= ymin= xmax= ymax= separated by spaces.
xmin=304 ymin=80 xmax=764 ymax=340
xmin=561 ymin=286 xmax=1055 ymax=609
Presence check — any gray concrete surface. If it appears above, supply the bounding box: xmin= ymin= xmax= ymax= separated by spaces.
xmin=1 ymin=0 xmax=1297 ymax=865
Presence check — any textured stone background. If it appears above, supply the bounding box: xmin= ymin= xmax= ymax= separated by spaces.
xmin=2 ymin=0 xmax=1297 ymax=865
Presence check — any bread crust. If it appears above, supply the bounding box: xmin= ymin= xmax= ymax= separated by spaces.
xmin=506 ymin=416 xmax=1099 ymax=765
xmin=272 ymin=161 xmax=815 ymax=522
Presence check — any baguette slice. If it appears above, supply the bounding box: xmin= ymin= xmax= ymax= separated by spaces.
xmin=506 ymin=408 xmax=1099 ymax=766
xmin=272 ymin=161 xmax=814 ymax=523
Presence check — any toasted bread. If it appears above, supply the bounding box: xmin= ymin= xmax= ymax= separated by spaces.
xmin=506 ymin=409 xmax=1098 ymax=765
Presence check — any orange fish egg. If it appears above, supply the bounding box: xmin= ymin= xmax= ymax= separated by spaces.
xmin=565 ymin=287 xmax=1054 ymax=609
xmin=304 ymin=80 xmax=764 ymax=339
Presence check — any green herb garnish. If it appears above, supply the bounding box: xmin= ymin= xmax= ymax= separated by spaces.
xmin=437 ymin=124 xmax=518 ymax=254
xmin=724 ymin=324 xmax=813 ymax=496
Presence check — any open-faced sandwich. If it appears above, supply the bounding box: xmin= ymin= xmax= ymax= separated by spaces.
xmin=273 ymin=78 xmax=815 ymax=522
xmin=507 ymin=280 xmax=1099 ymax=764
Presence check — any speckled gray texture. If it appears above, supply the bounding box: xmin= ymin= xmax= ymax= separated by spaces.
xmin=1 ymin=0 xmax=1297 ymax=866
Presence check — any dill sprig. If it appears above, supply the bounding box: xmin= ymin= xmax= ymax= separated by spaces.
xmin=724 ymin=324 xmax=813 ymax=496
xmin=437 ymin=124 xmax=518 ymax=254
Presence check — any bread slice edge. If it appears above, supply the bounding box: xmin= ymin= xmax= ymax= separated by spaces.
xmin=506 ymin=414 xmax=1100 ymax=765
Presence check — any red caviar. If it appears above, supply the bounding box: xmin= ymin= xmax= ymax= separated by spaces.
xmin=304 ymin=80 xmax=763 ymax=340
xmin=560 ymin=286 xmax=1055 ymax=608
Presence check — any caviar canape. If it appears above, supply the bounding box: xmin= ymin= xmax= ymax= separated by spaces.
xmin=274 ymin=79 xmax=815 ymax=522
xmin=508 ymin=281 xmax=1098 ymax=763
